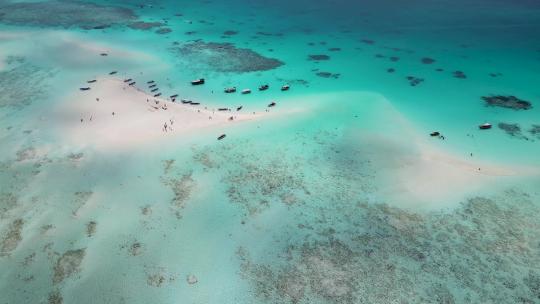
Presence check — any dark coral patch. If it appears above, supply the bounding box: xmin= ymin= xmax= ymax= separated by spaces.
xmin=498 ymin=123 xmax=526 ymax=139
xmin=0 ymin=1 xmax=136 ymax=29
xmin=128 ymin=21 xmax=163 ymax=30
xmin=453 ymin=71 xmax=467 ymax=79
xmin=389 ymin=56 xmax=399 ymax=62
xmin=482 ymin=95 xmax=532 ymax=110
xmin=406 ymin=76 xmax=424 ymax=86
xmin=316 ymin=72 xmax=340 ymax=79
xmin=328 ymin=48 xmax=341 ymax=52
xmin=421 ymin=57 xmax=436 ymax=64
xmin=529 ymin=125 xmax=540 ymax=138
xmin=156 ymin=28 xmax=172 ymax=34
xmin=223 ymin=30 xmax=238 ymax=36
xmin=308 ymin=55 xmax=330 ymax=61
xmin=171 ymin=41 xmax=284 ymax=73
xmin=361 ymin=39 xmax=375 ymax=45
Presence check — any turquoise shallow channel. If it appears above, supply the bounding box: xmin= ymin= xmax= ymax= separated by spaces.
xmin=1 ymin=0 xmax=540 ymax=303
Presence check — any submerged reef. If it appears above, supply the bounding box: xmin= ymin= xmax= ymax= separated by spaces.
xmin=160 ymin=160 xmax=196 ymax=219
xmin=0 ymin=1 xmax=136 ymax=29
xmin=53 ymin=249 xmax=86 ymax=284
xmin=156 ymin=28 xmax=172 ymax=35
xmin=0 ymin=192 xmax=18 ymax=219
xmin=238 ymin=193 xmax=540 ymax=304
xmin=127 ymin=21 xmax=163 ymax=30
xmin=406 ymin=76 xmax=424 ymax=86
xmin=308 ymin=54 xmax=330 ymax=61
xmin=498 ymin=123 xmax=526 ymax=139
xmin=529 ymin=125 xmax=540 ymax=138
xmin=86 ymin=221 xmax=97 ymax=237
xmin=482 ymin=95 xmax=532 ymax=110
xmin=170 ymin=41 xmax=284 ymax=73
xmin=421 ymin=57 xmax=436 ymax=64
xmin=48 ymin=290 xmax=63 ymax=304
xmin=0 ymin=58 xmax=56 ymax=110
xmin=453 ymin=70 xmax=467 ymax=79
xmin=0 ymin=218 xmax=24 ymax=256
xmin=316 ymin=72 xmax=340 ymax=79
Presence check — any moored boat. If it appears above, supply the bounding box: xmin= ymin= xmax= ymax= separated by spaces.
xmin=224 ymin=87 xmax=237 ymax=93
xmin=258 ymin=84 xmax=269 ymax=91
xmin=479 ymin=123 xmax=492 ymax=130
xmin=241 ymin=89 xmax=252 ymax=94
xmin=281 ymin=84 xmax=290 ymax=91
xmin=218 ymin=134 xmax=226 ymax=140
xmin=191 ymin=78 xmax=205 ymax=85
xmin=268 ymin=101 xmax=276 ymax=107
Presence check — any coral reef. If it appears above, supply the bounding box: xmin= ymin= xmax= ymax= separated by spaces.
xmin=0 ymin=0 xmax=136 ymax=29
xmin=0 ymin=218 xmax=24 ymax=256
xmin=127 ymin=21 xmax=163 ymax=30
xmin=421 ymin=57 xmax=436 ymax=64
xmin=52 ymin=249 xmax=86 ymax=284
xmin=170 ymin=41 xmax=283 ymax=73
xmin=482 ymin=95 xmax=532 ymax=110
xmin=308 ymin=54 xmax=330 ymax=61
xmin=238 ymin=193 xmax=540 ymax=303
xmin=86 ymin=221 xmax=97 ymax=237
xmin=316 ymin=72 xmax=340 ymax=79
xmin=0 ymin=59 xmax=56 ymax=110
xmin=498 ymin=123 xmax=526 ymax=139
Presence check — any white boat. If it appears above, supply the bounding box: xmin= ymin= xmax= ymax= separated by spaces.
xmin=479 ymin=123 xmax=492 ymax=130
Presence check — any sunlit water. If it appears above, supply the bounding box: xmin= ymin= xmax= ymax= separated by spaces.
xmin=1 ymin=0 xmax=540 ymax=303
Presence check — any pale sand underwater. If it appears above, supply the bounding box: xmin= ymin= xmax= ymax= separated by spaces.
xmin=1 ymin=0 xmax=540 ymax=303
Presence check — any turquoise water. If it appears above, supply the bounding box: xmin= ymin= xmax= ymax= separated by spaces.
xmin=1 ymin=0 xmax=540 ymax=303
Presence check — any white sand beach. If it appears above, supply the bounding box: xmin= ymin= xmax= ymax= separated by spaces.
xmin=54 ymin=77 xmax=268 ymax=150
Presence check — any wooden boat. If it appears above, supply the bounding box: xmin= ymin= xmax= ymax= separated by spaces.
xmin=430 ymin=131 xmax=440 ymax=137
xmin=217 ymin=134 xmax=226 ymax=140
xmin=170 ymin=94 xmax=178 ymax=98
xmin=281 ymin=84 xmax=290 ymax=91
xmin=109 ymin=71 xmax=117 ymax=75
xmin=218 ymin=108 xmax=229 ymax=111
xmin=79 ymin=87 xmax=91 ymax=91
xmin=241 ymin=89 xmax=251 ymax=94
xmin=237 ymin=106 xmax=243 ymax=111
xmin=479 ymin=123 xmax=492 ymax=130
xmin=224 ymin=87 xmax=236 ymax=93
xmin=149 ymin=84 xmax=157 ymax=88
xmin=258 ymin=84 xmax=269 ymax=91
xmin=154 ymin=93 xmax=161 ymax=97
xmin=191 ymin=102 xmax=200 ymax=105
xmin=87 ymin=80 xmax=97 ymax=83
xmin=268 ymin=101 xmax=276 ymax=107
xmin=191 ymin=78 xmax=205 ymax=85
xmin=124 ymin=78 xmax=132 ymax=83
xmin=147 ymin=80 xmax=155 ymax=84
xmin=128 ymin=81 xmax=136 ymax=86
xmin=151 ymin=88 xmax=159 ymax=92
xmin=181 ymin=99 xmax=192 ymax=104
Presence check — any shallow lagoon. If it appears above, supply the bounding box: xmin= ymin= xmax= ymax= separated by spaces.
xmin=1 ymin=0 xmax=540 ymax=303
